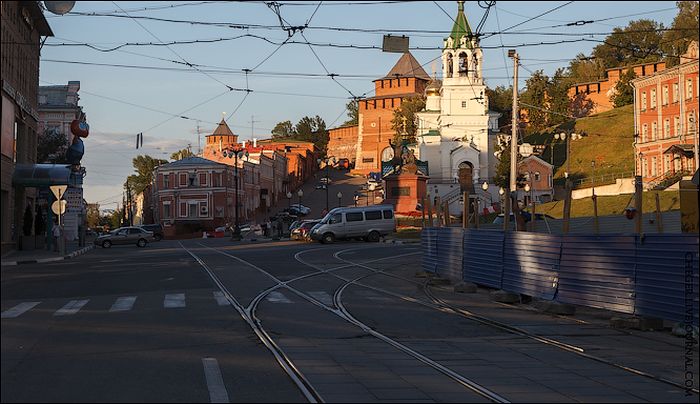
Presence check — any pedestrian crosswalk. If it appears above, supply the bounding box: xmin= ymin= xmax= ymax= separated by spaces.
xmin=1 ymin=290 xmax=336 ymax=319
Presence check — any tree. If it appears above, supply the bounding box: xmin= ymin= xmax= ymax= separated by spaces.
xmin=295 ymin=115 xmax=329 ymax=152
xmin=271 ymin=120 xmax=294 ymax=139
xmin=128 ymin=155 xmax=167 ymax=195
xmin=548 ymin=68 xmax=572 ymax=126
xmin=486 ymin=85 xmax=513 ymax=130
xmin=611 ymin=69 xmax=638 ymax=107
xmin=662 ymin=1 xmax=700 ymax=66
xmin=520 ymin=70 xmax=550 ymax=133
xmin=567 ymin=54 xmax=606 ymax=84
xmin=493 ymin=140 xmax=526 ymax=190
xmin=36 ymin=129 xmax=68 ymax=163
xmin=390 ymin=95 xmax=426 ymax=144
xmin=343 ymin=100 xmax=359 ymax=126
xmin=171 ymin=148 xmax=194 ymax=161
xmin=86 ymin=204 xmax=101 ymax=228
xmin=592 ymin=19 xmax=664 ymax=68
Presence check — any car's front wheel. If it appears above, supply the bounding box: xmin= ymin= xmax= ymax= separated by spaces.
xmin=367 ymin=231 xmax=380 ymax=242
xmin=322 ymin=232 xmax=335 ymax=244
xmin=102 ymin=240 xmax=112 ymax=248
xmin=137 ymin=238 xmax=147 ymax=248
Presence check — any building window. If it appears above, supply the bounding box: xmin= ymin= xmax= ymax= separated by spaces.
xmin=163 ymin=202 xmax=172 ymax=219
xmin=650 ymin=89 xmax=657 ymax=108
xmin=651 ymin=156 xmax=657 ymax=176
xmin=534 ymin=171 xmax=541 ymax=181
xmin=689 ymin=111 xmax=697 ymax=133
xmin=179 ymin=202 xmax=187 ymax=218
xmin=664 ymin=119 xmax=670 ymax=138
xmin=199 ymin=201 xmax=208 ymax=217
xmin=652 ymin=121 xmax=658 ymax=141
xmin=687 ymin=79 xmax=693 ymax=99
xmin=674 ymin=116 xmax=681 ymax=136
xmin=179 ymin=173 xmax=187 ymax=187
xmin=662 ymin=85 xmax=669 ymax=106
xmin=673 ymin=82 xmax=679 ymax=103
xmin=461 ymin=101 xmax=467 ymax=108
xmin=642 ymin=124 xmax=648 ymax=142
xmin=641 ymin=92 xmax=647 ymax=110
xmin=362 ymin=157 xmax=374 ymax=163
xmin=188 ymin=202 xmax=198 ymax=218
xmin=164 ymin=174 xmax=170 ymax=188
xmin=199 ymin=172 xmax=207 ymax=187
xmin=664 ymin=155 xmax=671 ymax=173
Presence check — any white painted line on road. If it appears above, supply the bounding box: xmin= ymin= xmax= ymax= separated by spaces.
xmin=109 ymin=296 xmax=137 ymax=312
xmin=202 ymin=357 xmax=230 ymax=403
xmin=308 ymin=291 xmax=332 ymax=306
xmin=212 ymin=291 xmax=230 ymax=306
xmin=54 ymin=299 xmax=89 ymax=316
xmin=1 ymin=302 xmax=41 ymax=318
xmin=164 ymin=293 xmax=186 ymax=308
xmin=266 ymin=291 xmax=292 ymax=303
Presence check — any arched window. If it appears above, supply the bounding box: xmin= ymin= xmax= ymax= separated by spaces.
xmin=446 ymin=53 xmax=454 ymax=78
xmin=458 ymin=52 xmax=468 ymax=77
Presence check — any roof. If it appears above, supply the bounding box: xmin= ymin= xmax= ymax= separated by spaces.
xmin=446 ymin=1 xmax=473 ymax=49
xmin=27 ymin=3 xmax=54 ymax=37
xmin=158 ymin=157 xmax=225 ymax=170
xmin=380 ymin=52 xmax=430 ymax=80
xmin=663 ymin=144 xmax=695 ymax=156
xmin=519 ymin=155 xmax=553 ymax=169
xmin=208 ymin=118 xmax=236 ymax=137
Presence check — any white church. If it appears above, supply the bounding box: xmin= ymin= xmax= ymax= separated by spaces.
xmin=415 ymin=1 xmax=501 ymax=213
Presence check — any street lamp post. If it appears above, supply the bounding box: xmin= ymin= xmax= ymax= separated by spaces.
xmin=286 ymin=191 xmax=292 ymax=209
xmin=337 ymin=191 xmax=342 ymax=208
xmin=524 ymin=183 xmax=532 ymax=231
xmin=317 ymin=157 xmax=336 ymax=212
xmin=297 ymin=189 xmax=303 ymax=209
xmin=555 ymin=132 xmax=582 ymax=178
xmin=354 ymin=191 xmax=359 ymax=207
xmin=226 ymin=147 xmax=248 ymax=241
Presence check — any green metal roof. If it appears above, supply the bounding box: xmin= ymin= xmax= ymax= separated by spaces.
xmin=446 ymin=1 xmax=473 ymax=49
xmin=421 ymin=129 xmax=441 ymax=137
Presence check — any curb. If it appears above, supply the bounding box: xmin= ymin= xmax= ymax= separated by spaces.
xmin=381 ymin=239 xmax=421 ymax=245
xmin=2 ymin=245 xmax=94 ymax=266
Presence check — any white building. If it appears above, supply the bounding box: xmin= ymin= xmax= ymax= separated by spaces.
xmin=416 ymin=1 xmax=501 ymax=213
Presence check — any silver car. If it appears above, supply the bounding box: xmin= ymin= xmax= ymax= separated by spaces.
xmin=95 ymin=226 xmax=154 ymax=248
xmin=310 ymin=205 xmax=396 ymax=244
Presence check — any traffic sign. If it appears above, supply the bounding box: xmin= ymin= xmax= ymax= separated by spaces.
xmin=51 ymin=200 xmax=67 ymax=215
xmin=50 ymin=185 xmax=68 ymax=200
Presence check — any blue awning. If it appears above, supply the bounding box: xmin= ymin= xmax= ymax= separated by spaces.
xmin=11 ymin=164 xmax=72 ymax=187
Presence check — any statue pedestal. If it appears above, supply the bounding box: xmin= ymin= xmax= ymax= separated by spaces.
xmin=383 ymin=172 xmax=428 ymax=214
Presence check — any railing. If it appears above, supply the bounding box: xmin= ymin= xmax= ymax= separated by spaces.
xmin=649 ymin=169 xmax=690 ymax=190
xmin=573 ymin=171 xmax=634 ymax=189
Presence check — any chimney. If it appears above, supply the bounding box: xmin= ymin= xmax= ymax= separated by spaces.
xmin=242 ymin=140 xmax=247 ymax=148
xmin=253 ymin=138 xmax=257 ymax=148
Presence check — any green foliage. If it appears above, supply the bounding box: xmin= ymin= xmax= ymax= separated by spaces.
xmin=592 ymin=19 xmax=664 ymax=68
xmin=37 ymin=129 xmax=68 ymax=163
xmin=486 ymin=85 xmax=513 ymax=129
xmin=538 ymin=191 xmax=680 ymax=219
xmin=170 ymin=148 xmax=195 ymax=160
xmin=567 ymin=54 xmax=606 ymax=84
xmin=86 ymin=204 xmax=101 ymax=228
xmin=520 ymin=70 xmax=550 ymax=133
xmin=662 ymin=1 xmax=700 ymax=66
xmin=271 ymin=120 xmax=294 ymax=139
xmin=343 ymin=100 xmax=359 ymax=126
xmin=548 ymin=69 xmax=572 ymax=127
xmin=271 ymin=116 xmax=330 ymax=152
xmin=109 ymin=208 xmax=123 ymax=229
xmin=127 ymin=155 xmax=167 ymax=196
xmin=611 ymin=69 xmax=637 ymax=107
xmin=390 ymin=95 xmax=426 ymax=144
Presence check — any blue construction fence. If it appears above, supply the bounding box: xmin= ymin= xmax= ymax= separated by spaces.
xmin=421 ymin=228 xmax=699 ymax=326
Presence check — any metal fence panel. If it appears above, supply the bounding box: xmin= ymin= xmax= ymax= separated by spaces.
xmin=421 ymin=228 xmax=438 ymax=273
xmin=634 ymin=233 xmax=699 ymax=326
xmin=463 ymin=230 xmax=504 ymax=288
xmin=502 ymin=232 xmax=562 ymax=300
xmin=558 ymin=235 xmax=637 ymax=314
xmin=436 ymin=227 xmax=464 ymax=281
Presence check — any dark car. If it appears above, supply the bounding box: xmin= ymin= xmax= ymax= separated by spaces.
xmin=139 ymin=224 xmax=164 ymax=241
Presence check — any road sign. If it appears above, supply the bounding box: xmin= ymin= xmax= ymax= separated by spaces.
xmin=52 ymin=200 xmax=67 ymax=215
xmin=50 ymin=185 xmax=68 ymax=200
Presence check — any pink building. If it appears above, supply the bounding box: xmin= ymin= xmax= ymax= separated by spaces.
xmin=38 ymin=81 xmax=85 ymax=145
xmin=518 ymin=155 xmax=554 ymax=203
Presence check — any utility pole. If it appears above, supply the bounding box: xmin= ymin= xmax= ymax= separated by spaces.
xmin=509 ymin=50 xmax=519 ymax=196
xmin=196 ymin=120 xmax=201 ymax=156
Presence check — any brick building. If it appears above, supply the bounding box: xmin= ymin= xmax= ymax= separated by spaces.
xmin=353 ymin=52 xmax=430 ymax=174
xmin=38 ymin=81 xmax=86 ymax=146
xmin=568 ymin=61 xmax=667 ymax=116
xmin=1 ymin=2 xmax=53 ymax=253
xmin=632 ymin=42 xmax=699 ymax=189
xmin=327 ymin=125 xmax=358 ymax=164
xmin=518 ymin=155 xmax=554 ymax=203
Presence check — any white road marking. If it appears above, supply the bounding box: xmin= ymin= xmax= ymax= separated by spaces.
xmin=202 ymin=357 xmax=230 ymax=403
xmin=109 ymin=296 xmax=137 ymax=312
xmin=54 ymin=299 xmax=89 ymax=316
xmin=266 ymin=291 xmax=292 ymax=303
xmin=308 ymin=291 xmax=333 ymax=306
xmin=1 ymin=302 xmax=41 ymax=318
xmin=164 ymin=293 xmax=186 ymax=308
xmin=213 ymin=291 xmax=230 ymax=306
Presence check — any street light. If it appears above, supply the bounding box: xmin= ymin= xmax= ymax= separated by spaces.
xmin=354 ymin=191 xmax=359 ymax=207
xmin=337 ymin=191 xmax=342 ymax=208
xmin=591 ymin=160 xmax=596 ymax=196
xmin=554 ymin=132 xmax=582 ymax=177
xmin=297 ymin=189 xmax=303 ymax=208
xmin=317 ymin=157 xmax=336 ymax=212
xmin=225 ymin=147 xmax=249 ymax=241
xmin=286 ymin=191 xmax=292 ymax=209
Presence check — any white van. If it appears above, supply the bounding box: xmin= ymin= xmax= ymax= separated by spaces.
xmin=310 ymin=205 xmax=396 ymax=244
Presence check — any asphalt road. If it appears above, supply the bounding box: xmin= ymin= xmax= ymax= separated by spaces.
xmin=2 ymin=238 xmax=696 ymax=403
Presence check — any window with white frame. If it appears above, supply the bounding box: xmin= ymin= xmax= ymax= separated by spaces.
xmin=534 ymin=171 xmax=541 ymax=181
xmin=664 ymin=119 xmax=670 ymax=138
xmin=179 ymin=202 xmax=187 ymax=217
xmin=642 ymin=124 xmax=648 ymax=142
xmin=179 ymin=173 xmax=187 ymax=187
xmin=641 ymin=92 xmax=647 ymax=110
xmin=163 ymin=201 xmax=172 ymax=218
xmin=188 ymin=202 xmax=198 ymax=218
xmin=674 ymin=116 xmax=681 ymax=136
xmin=198 ymin=172 xmax=207 ymax=187
xmin=652 ymin=121 xmax=658 ymax=140
xmin=651 ymin=156 xmax=658 ymax=176
xmin=664 ymin=155 xmax=671 ymax=173
xmin=687 ymin=79 xmax=693 ymax=99
xmin=199 ymin=201 xmax=209 ymax=217
xmin=163 ymin=174 xmax=170 ymax=188
xmin=662 ymin=85 xmax=669 ymax=105
xmin=673 ymin=82 xmax=679 ymax=103
xmin=650 ymin=88 xmax=657 ymax=108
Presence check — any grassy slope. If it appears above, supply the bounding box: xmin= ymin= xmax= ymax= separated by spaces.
xmin=525 ymin=104 xmax=635 ymax=184
xmin=535 ymin=190 xmax=680 ymax=219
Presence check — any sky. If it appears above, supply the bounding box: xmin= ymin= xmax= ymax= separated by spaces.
xmin=37 ymin=1 xmax=682 ymax=208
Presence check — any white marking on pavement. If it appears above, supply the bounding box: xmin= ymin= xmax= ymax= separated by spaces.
xmin=164 ymin=293 xmax=186 ymax=308
xmin=202 ymin=357 xmax=230 ymax=403
xmin=213 ymin=291 xmax=230 ymax=306
xmin=309 ymin=291 xmax=333 ymax=306
xmin=266 ymin=291 xmax=292 ymax=303
xmin=1 ymin=302 xmax=41 ymax=318
xmin=54 ymin=299 xmax=89 ymax=316
xmin=109 ymin=296 xmax=137 ymax=312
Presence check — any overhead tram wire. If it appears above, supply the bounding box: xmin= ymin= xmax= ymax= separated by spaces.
xmin=481 ymin=1 xmax=574 ymax=40
xmin=493 ymin=4 xmax=512 ymax=87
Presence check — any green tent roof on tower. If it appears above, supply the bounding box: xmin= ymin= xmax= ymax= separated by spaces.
xmin=446 ymin=1 xmax=473 ymax=49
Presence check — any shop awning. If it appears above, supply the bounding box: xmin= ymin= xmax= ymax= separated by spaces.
xmin=11 ymin=164 xmax=72 ymax=187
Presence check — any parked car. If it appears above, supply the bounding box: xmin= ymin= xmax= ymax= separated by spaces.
xmin=291 ymin=220 xmax=320 ymax=241
xmin=310 ymin=205 xmax=396 ymax=244
xmin=95 ymin=226 xmax=154 ymax=248
xmin=319 ymin=177 xmax=332 ymax=184
xmin=315 ymin=183 xmax=328 ymax=190
xmin=290 ymin=204 xmax=311 ymax=215
xmin=336 ymin=158 xmax=350 ymax=170
xmin=138 ymin=224 xmax=164 ymax=241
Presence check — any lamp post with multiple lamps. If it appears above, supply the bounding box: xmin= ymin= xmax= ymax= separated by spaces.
xmin=554 ymin=132 xmax=583 ymax=178
xmin=225 ymin=147 xmax=249 ymax=241
xmin=317 ymin=157 xmax=336 ymax=212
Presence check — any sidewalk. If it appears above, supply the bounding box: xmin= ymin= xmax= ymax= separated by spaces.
xmin=1 ymin=240 xmax=94 ymax=267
